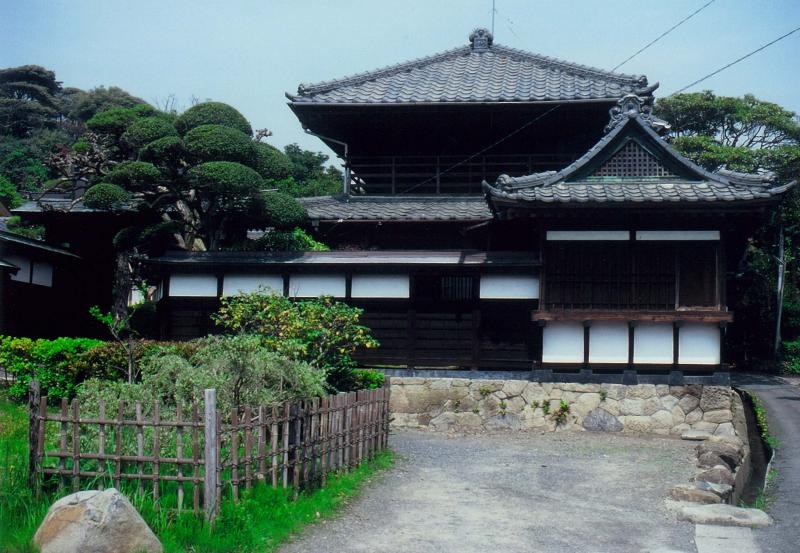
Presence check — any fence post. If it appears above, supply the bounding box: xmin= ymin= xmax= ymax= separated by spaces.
xmin=28 ymin=380 xmax=41 ymax=495
xmin=203 ymin=388 xmax=218 ymax=522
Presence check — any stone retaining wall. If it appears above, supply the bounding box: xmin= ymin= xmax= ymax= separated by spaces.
xmin=390 ymin=377 xmax=736 ymax=436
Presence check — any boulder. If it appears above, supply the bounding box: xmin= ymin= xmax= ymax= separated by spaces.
xmin=696 ymin=442 xmax=743 ymax=468
xmin=582 ymin=409 xmax=623 ymax=432
xmin=668 ymin=502 xmax=772 ymax=528
xmin=668 ymin=485 xmax=722 ymax=504
xmin=695 ymin=480 xmax=733 ymax=498
xmin=697 ymin=451 xmax=735 ymax=471
xmin=700 ymin=386 xmax=731 ymax=411
xmin=34 ymin=489 xmax=162 ymax=553
xmin=703 ymin=409 xmax=733 ymax=424
xmin=695 ymin=466 xmax=735 ymax=487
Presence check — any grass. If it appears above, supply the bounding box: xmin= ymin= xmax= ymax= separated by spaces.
xmin=0 ymin=390 xmax=393 ymax=552
xmin=746 ymin=391 xmax=780 ymax=450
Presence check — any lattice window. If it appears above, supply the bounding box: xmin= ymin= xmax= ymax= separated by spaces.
xmin=592 ymin=141 xmax=677 ymax=178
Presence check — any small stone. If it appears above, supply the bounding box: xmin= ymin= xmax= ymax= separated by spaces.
xmin=582 ymin=408 xmax=623 ymax=432
xmin=682 ymin=430 xmax=713 ymax=441
xmin=668 ymin=502 xmax=772 ymax=527
xmin=668 ymin=485 xmax=722 ymax=504
xmin=695 ymin=467 xmax=735 ymax=487
xmin=703 ymin=409 xmax=733 ymax=424
xmin=34 ymin=489 xmax=162 ymax=553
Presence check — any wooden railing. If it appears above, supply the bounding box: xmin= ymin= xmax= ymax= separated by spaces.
xmin=27 ymin=380 xmax=391 ymax=520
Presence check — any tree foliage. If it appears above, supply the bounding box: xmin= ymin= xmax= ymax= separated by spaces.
xmin=174 ymin=101 xmax=252 ymax=136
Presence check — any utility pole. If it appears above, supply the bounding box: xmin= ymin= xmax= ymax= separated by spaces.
xmin=774 ymin=219 xmax=786 ymax=357
xmin=492 ymin=0 xmax=496 ymax=36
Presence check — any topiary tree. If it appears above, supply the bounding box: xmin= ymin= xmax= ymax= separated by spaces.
xmin=183 ymin=124 xmax=256 ymax=166
xmin=174 ymin=101 xmax=252 ymax=136
xmin=254 ymin=142 xmax=293 ymax=181
xmin=120 ymin=116 xmax=178 ymax=150
xmin=82 ymin=182 xmax=130 ymax=210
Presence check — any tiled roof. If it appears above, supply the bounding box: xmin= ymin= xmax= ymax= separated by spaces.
xmin=484 ymin=95 xmax=795 ymax=207
xmin=289 ymin=29 xmax=649 ymax=105
xmin=298 ymin=195 xmax=492 ymax=222
xmin=0 ymin=230 xmax=80 ymax=258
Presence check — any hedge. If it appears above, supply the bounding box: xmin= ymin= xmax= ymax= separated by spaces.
xmin=174 ymin=102 xmax=253 ymax=136
xmin=82 ymin=183 xmax=131 ymax=210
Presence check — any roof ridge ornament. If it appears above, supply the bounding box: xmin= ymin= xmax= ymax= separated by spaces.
xmin=469 ymin=28 xmax=493 ymax=52
xmin=605 ymin=93 xmax=671 ymax=134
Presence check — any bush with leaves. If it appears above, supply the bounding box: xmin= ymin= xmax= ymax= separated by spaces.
xmin=0 ymin=335 xmax=104 ymax=400
xmin=213 ymin=291 xmax=378 ymax=389
xmin=82 ymin=182 xmax=131 ymax=210
xmin=174 ymin=101 xmax=253 ymax=136
xmin=235 ymin=227 xmax=329 ymax=252
xmin=183 ymin=124 xmax=256 ymax=165
xmin=784 ymin=339 xmax=800 ymax=374
xmin=120 ymin=116 xmax=178 ymax=150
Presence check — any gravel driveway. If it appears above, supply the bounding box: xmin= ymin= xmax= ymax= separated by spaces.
xmin=280 ymin=429 xmax=699 ymax=553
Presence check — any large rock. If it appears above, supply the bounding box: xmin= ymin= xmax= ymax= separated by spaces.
xmin=695 ymin=466 xmax=735 ymax=487
xmin=582 ymin=408 xmax=623 ymax=432
xmin=703 ymin=409 xmax=733 ymax=424
xmin=697 ymin=451 xmax=735 ymax=471
xmin=668 ymin=502 xmax=772 ymax=527
xmin=681 ymin=430 xmax=713 ymax=441
xmin=34 ymin=489 xmax=162 ymax=553
xmin=696 ymin=442 xmax=743 ymax=468
xmin=700 ymin=386 xmax=732 ymax=411
xmin=695 ymin=480 xmax=733 ymax=499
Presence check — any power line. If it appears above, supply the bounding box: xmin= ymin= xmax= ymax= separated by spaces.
xmin=612 ymin=0 xmax=715 ymax=71
xmin=670 ymin=24 xmax=800 ymax=95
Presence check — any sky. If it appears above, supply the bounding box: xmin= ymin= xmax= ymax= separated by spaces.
xmin=2 ymin=0 xmax=799 ymax=163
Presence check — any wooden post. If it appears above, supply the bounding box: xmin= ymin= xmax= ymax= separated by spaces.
xmin=203 ymin=389 xmax=218 ymax=521
xmin=98 ymin=400 xmax=106 ymax=490
xmin=27 ymin=381 xmax=41 ymax=495
xmin=135 ymin=401 xmax=144 ymax=495
xmin=71 ymin=400 xmax=80 ymax=492
xmin=231 ymin=408 xmax=239 ymax=501
xmin=152 ymin=401 xmax=161 ymax=504
xmin=176 ymin=403 xmax=184 ymax=512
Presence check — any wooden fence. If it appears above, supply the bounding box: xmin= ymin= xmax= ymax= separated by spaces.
xmin=27 ymin=379 xmax=391 ymax=520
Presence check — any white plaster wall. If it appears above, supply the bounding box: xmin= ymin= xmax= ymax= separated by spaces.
xmin=30 ymin=262 xmax=53 ymax=287
xmin=636 ymin=230 xmax=719 ymax=241
xmin=679 ymin=323 xmax=721 ymax=365
xmin=634 ymin=323 xmax=674 ymax=364
xmin=546 ymin=230 xmax=629 ymax=241
xmin=588 ymin=322 xmax=628 ymax=363
xmin=351 ymin=275 xmax=409 ymax=298
xmin=169 ymin=274 xmax=218 ymax=297
xmin=223 ymin=274 xmax=283 ymax=296
xmin=543 ymin=321 xmax=584 ymax=363
xmin=480 ymin=275 xmax=539 ymax=299
xmin=289 ymin=274 xmax=346 ymax=298
xmin=6 ymin=255 xmax=30 ymax=282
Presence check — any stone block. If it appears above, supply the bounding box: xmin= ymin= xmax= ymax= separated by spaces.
xmin=604 ymin=384 xmax=626 ymax=401
xmin=582 ymin=408 xmax=623 ymax=432
xmin=700 ymin=386 xmax=731 ymax=411
xmin=521 ymin=383 xmax=546 ymax=404
xmin=656 ymin=384 xmax=671 ymax=397
xmin=669 ymin=502 xmax=772 ymax=527
xmin=695 ymin=466 xmax=735 ymax=486
xmin=430 ymin=412 xmax=457 ymax=432
xmin=625 ymin=384 xmax=657 ymax=399
xmin=678 ymin=394 xmax=700 ymax=414
xmin=670 ymin=423 xmax=691 ymax=435
xmin=485 ymin=413 xmax=522 ymax=431
xmin=620 ymin=415 xmax=652 ymax=433
xmin=671 ymin=406 xmax=686 ymax=424
xmin=685 ymin=408 xmax=703 ymax=424
xmin=713 ymin=422 xmax=736 ymax=437
xmin=572 ymin=393 xmax=601 ymax=419
xmin=681 ymin=430 xmax=713 ymax=441
xmin=660 ymin=395 xmax=679 ymax=412
xmin=643 ymin=397 xmax=662 ymax=416
xmin=602 ymin=398 xmax=621 ymax=416
xmin=619 ymin=398 xmax=645 ymax=416
xmin=453 ymin=412 xmax=484 ymax=431
xmin=696 ymin=442 xmax=743 ymax=467
xmin=703 ymin=409 xmax=733 ymax=424
xmin=651 ymin=410 xmax=674 ymax=429
xmin=691 ymin=421 xmax=719 ymax=433
xmin=668 ymin=485 xmax=722 ymax=504
xmin=501 ymin=380 xmax=528 ymax=398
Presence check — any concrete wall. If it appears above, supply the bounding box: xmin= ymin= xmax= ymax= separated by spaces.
xmin=390 ymin=377 xmax=736 ymax=435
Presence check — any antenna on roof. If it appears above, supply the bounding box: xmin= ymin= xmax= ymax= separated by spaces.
xmin=491 ymin=0 xmax=496 ymax=36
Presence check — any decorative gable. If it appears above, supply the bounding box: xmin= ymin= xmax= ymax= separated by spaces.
xmin=591 ymin=140 xmax=677 ymax=178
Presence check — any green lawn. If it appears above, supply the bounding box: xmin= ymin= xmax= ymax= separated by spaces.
xmin=0 ymin=390 xmax=393 ymax=552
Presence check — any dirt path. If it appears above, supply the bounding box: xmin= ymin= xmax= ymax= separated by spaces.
xmin=279 ymin=430 xmax=698 ymax=553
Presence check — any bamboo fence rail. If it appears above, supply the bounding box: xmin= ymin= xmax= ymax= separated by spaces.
xmin=27 ymin=378 xmax=391 ymax=520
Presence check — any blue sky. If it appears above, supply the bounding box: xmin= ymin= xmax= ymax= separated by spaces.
xmin=2 ymin=0 xmax=799 ymax=162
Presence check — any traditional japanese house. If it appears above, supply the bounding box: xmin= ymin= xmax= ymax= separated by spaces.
xmin=144 ymin=29 xmax=794 ymax=383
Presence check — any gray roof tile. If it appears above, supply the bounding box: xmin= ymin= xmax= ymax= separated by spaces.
xmin=289 ymin=30 xmax=648 ymax=105
xmin=299 ymin=195 xmax=492 ymax=222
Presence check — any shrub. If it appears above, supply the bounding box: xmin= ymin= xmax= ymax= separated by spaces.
xmin=257 ymin=192 xmax=307 ymax=229
xmin=0 ymin=175 xmax=22 ymax=209
xmin=188 ymin=161 xmax=264 ymax=197
xmin=348 ymin=369 xmax=386 ymax=391
xmin=82 ymin=183 xmax=130 ymax=210
xmin=86 ymin=104 xmax=157 ymax=136
xmin=174 ymin=102 xmax=253 ymax=136
xmin=238 ymin=228 xmax=329 ymax=252
xmin=120 ymin=116 xmax=178 ymax=150
xmin=213 ymin=292 xmax=379 ymax=390
xmin=183 ymin=124 xmax=257 ymax=166
xmin=0 ymin=336 xmax=104 ymax=400
xmin=105 ymin=160 xmax=162 ymax=190
xmin=139 ymin=135 xmax=184 ymax=165
xmin=254 ymin=142 xmax=293 ymax=181
xmin=783 ymin=339 xmax=800 ymax=374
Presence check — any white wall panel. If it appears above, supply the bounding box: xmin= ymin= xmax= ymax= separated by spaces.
xmin=7 ymin=255 xmax=30 ymax=282
xmin=634 ymin=323 xmax=674 ymax=364
xmin=589 ymin=322 xmax=628 ymax=363
xmin=546 ymin=230 xmax=629 ymax=241
xmin=30 ymin=262 xmax=53 ymax=287
xmin=289 ymin=274 xmax=346 ymax=298
xmin=542 ymin=321 xmax=584 ymax=363
xmin=679 ymin=323 xmax=721 ymax=365
xmin=351 ymin=275 xmax=409 ymax=298
xmin=169 ymin=274 xmax=218 ymax=297
xmin=223 ymin=274 xmax=283 ymax=296
xmin=636 ymin=230 xmax=719 ymax=241
xmin=480 ymin=275 xmax=539 ymax=299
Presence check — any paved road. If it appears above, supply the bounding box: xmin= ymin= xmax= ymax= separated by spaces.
xmin=280 ymin=430 xmax=698 ymax=553
xmin=733 ymin=373 xmax=800 ymax=553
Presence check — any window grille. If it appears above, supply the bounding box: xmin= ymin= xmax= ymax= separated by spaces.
xmin=593 ymin=141 xmax=676 ymax=178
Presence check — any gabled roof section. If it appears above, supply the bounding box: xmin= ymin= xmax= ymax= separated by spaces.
xmin=288 ymin=29 xmax=650 ymax=105
xmin=484 ymin=94 xmax=796 ymax=206
xmin=299 ymin=195 xmax=492 ymax=222
xmin=0 ymin=230 xmax=80 ymax=258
